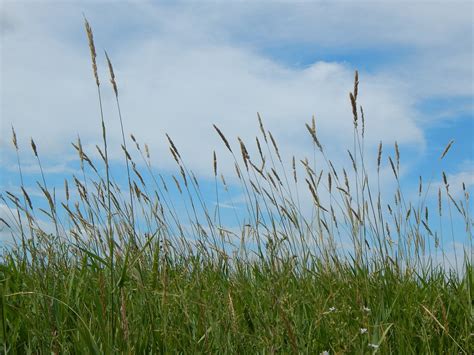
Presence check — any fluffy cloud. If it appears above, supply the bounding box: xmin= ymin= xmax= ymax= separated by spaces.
xmin=0 ymin=1 xmax=470 ymax=180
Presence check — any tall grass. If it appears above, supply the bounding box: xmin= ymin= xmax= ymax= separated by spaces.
xmin=0 ymin=20 xmax=472 ymax=354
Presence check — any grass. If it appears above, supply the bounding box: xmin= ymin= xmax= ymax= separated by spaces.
xmin=0 ymin=19 xmax=472 ymax=354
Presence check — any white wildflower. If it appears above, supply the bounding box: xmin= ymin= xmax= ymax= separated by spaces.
xmin=320 ymin=351 xmax=330 ymax=355
xmin=363 ymin=306 xmax=371 ymax=312
xmin=368 ymin=343 xmax=379 ymax=349
xmin=360 ymin=328 xmax=368 ymax=334
xmin=328 ymin=307 xmax=336 ymax=312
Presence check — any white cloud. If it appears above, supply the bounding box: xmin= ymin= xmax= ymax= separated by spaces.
xmin=0 ymin=1 xmax=470 ymax=180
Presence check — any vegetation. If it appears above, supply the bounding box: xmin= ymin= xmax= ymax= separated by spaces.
xmin=0 ymin=19 xmax=472 ymax=354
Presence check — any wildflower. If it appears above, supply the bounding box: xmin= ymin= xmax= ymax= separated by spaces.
xmin=320 ymin=351 xmax=330 ymax=355
xmin=360 ymin=328 xmax=368 ymax=334
xmin=323 ymin=306 xmax=337 ymax=315
xmin=363 ymin=306 xmax=371 ymax=312
xmin=368 ymin=343 xmax=379 ymax=349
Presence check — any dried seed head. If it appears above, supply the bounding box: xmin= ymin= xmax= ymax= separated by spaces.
xmin=271 ymin=168 xmax=282 ymax=185
xmin=405 ymin=206 xmax=411 ymax=221
xmin=395 ymin=141 xmax=400 ymax=171
xmin=440 ymin=140 xmax=454 ymax=160
xmin=389 ymin=157 xmax=397 ymax=179
xmin=234 ymin=162 xmax=241 ymax=179
xmin=169 ymin=147 xmax=179 ymax=165
xmin=438 ymin=187 xmax=442 ymax=216
xmin=159 ymin=175 xmax=168 ymax=192
xmin=96 ymin=145 xmax=106 ymax=162
xmin=343 ymin=168 xmax=349 ymax=191
xmin=305 ymin=123 xmax=323 ymax=152
xmin=30 ymin=138 xmax=38 ymax=157
xmin=65 ymin=179 xmax=70 ymax=201
xmin=76 ymin=136 xmax=84 ymax=164
xmin=121 ymin=144 xmax=131 ymax=161
xmin=172 ymin=175 xmax=182 ymax=194
xmin=257 ymin=112 xmax=267 ymax=142
xmin=306 ymin=178 xmax=318 ymax=202
xmin=250 ymin=160 xmax=264 ymax=178
xmin=385 ymin=222 xmax=390 ymax=238
xmin=180 ymin=166 xmax=187 ymax=187
xmin=104 ymin=50 xmax=118 ymax=97
xmin=259 ymin=157 xmax=266 ymax=172
xmin=377 ymin=141 xmax=383 ymax=172
xmin=213 ymin=124 xmax=232 ymax=152
xmin=238 ymin=137 xmax=250 ymax=170
xmin=268 ymin=131 xmax=281 ymax=162
xmin=213 ymin=151 xmax=217 ymax=177
xmin=360 ymin=106 xmax=365 ymax=138
xmin=256 ymin=137 xmax=264 ymax=162
xmin=349 ymin=92 xmax=358 ymax=127
xmin=292 ymin=156 xmax=297 ymax=183
xmin=133 ymin=181 xmax=141 ymax=199
xmin=192 ymin=172 xmax=199 ymax=188
xmin=316 ymin=170 xmax=323 ymax=188
xmin=84 ymin=17 xmax=99 ymax=87
xmin=166 ymin=134 xmax=181 ymax=159
xmin=144 ymin=143 xmax=150 ymax=159
xmin=21 ymin=187 xmax=33 ymax=210
xmin=11 ymin=126 xmax=18 ymax=150
xmin=353 ymin=70 xmax=359 ymax=101
xmin=348 ymin=150 xmax=356 ymax=172
xmin=329 ymin=161 xmax=338 ymax=180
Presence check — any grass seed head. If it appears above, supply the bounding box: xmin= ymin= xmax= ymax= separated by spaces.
xmin=84 ymin=17 xmax=99 ymax=87
xmin=353 ymin=70 xmax=359 ymax=101
xmin=11 ymin=126 xmax=18 ymax=150
xmin=440 ymin=140 xmax=454 ymax=160
xmin=257 ymin=112 xmax=267 ymax=142
xmin=350 ymin=92 xmax=358 ymax=127
xmin=377 ymin=141 xmax=383 ymax=172
xmin=30 ymin=138 xmax=38 ymax=157
xmin=105 ymin=50 xmax=118 ymax=97
xmin=213 ymin=151 xmax=217 ymax=176
xmin=213 ymin=124 xmax=232 ymax=153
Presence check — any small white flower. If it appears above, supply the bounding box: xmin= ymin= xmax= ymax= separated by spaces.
xmin=368 ymin=343 xmax=379 ymax=349
xmin=320 ymin=351 xmax=330 ymax=355
xmin=363 ymin=306 xmax=371 ymax=312
xmin=328 ymin=307 xmax=336 ymax=312
xmin=360 ymin=328 xmax=368 ymax=334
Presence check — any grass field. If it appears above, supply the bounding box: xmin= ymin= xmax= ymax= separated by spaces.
xmin=0 ymin=19 xmax=472 ymax=354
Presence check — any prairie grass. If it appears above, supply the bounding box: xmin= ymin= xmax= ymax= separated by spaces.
xmin=0 ymin=20 xmax=472 ymax=354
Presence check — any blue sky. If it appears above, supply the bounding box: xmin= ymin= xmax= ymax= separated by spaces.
xmin=0 ymin=1 xmax=472 ymax=265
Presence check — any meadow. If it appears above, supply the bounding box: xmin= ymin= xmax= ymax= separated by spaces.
xmin=0 ymin=19 xmax=472 ymax=354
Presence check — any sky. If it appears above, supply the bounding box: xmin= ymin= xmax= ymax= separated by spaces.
xmin=0 ymin=1 xmax=473 ymax=265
